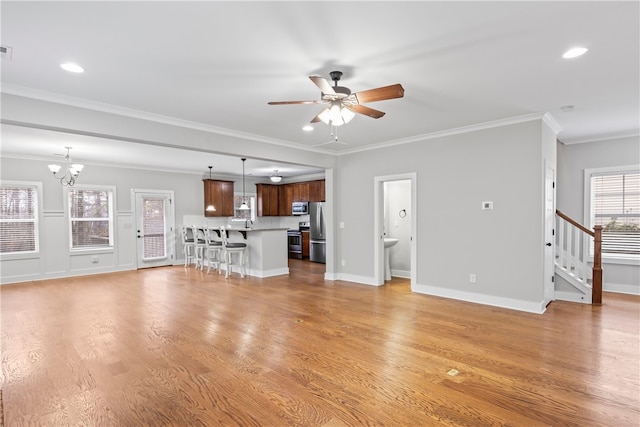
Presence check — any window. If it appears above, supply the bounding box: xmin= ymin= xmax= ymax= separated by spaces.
xmin=68 ymin=187 xmax=114 ymax=250
xmin=0 ymin=183 xmax=40 ymax=254
xmin=588 ymin=168 xmax=640 ymax=259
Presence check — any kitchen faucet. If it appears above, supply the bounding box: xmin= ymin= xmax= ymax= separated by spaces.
xmin=245 ymin=219 xmax=253 ymax=229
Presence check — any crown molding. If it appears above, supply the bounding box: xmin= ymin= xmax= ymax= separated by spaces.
xmin=336 ymin=112 xmax=551 ymax=155
xmin=558 ymin=130 xmax=640 ymax=145
xmin=1 ymin=84 xmax=335 ymax=156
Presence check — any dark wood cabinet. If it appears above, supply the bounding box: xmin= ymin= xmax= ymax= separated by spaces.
xmin=309 ymin=179 xmax=325 ymax=202
xmin=256 ymin=183 xmax=280 ymax=216
xmin=278 ymin=184 xmax=293 ymax=216
xmin=203 ymin=179 xmax=234 ymax=217
xmin=292 ymin=182 xmax=309 ymax=202
xmin=302 ymin=231 xmax=310 ymax=258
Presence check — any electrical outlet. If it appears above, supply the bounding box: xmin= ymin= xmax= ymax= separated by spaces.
xmin=341 ymin=259 xmax=346 ymax=266
xmin=469 ymin=274 xmax=476 ymax=283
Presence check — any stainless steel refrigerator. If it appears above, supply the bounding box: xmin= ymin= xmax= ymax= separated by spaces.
xmin=309 ymin=202 xmax=326 ymax=263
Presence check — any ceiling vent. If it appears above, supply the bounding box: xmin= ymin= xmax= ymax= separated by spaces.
xmin=1 ymin=45 xmax=13 ymax=60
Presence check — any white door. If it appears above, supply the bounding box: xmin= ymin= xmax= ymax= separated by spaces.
xmin=134 ymin=191 xmax=175 ymax=269
xmin=543 ymin=166 xmax=556 ymax=306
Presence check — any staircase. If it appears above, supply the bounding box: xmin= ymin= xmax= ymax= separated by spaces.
xmin=554 ymin=210 xmax=602 ymax=305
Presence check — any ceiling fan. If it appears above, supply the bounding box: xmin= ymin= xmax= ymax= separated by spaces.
xmin=268 ymin=71 xmax=405 ymax=126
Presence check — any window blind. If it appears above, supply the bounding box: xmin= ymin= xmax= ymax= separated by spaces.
xmin=591 ymin=172 xmax=640 ymax=256
xmin=0 ymin=185 xmax=38 ymax=254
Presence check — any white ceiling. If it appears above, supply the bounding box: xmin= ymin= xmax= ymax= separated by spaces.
xmin=1 ymin=1 xmax=638 ymax=177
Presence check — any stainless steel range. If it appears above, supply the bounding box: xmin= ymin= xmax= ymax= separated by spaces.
xmin=287 ymin=229 xmax=302 ymax=259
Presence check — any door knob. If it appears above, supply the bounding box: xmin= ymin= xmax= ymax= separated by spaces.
xmin=546 ymin=242 xmax=552 ymax=246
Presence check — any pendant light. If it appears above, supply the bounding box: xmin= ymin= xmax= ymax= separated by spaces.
xmin=270 ymin=170 xmax=282 ymax=183
xmin=205 ymin=166 xmax=216 ymax=212
xmin=239 ymin=158 xmax=250 ymax=210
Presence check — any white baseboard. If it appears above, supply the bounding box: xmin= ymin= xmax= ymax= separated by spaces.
xmin=604 ymin=282 xmax=640 ymax=295
xmin=390 ymin=269 xmax=410 ymax=278
xmin=336 ymin=273 xmax=381 ymax=286
xmin=413 ymin=283 xmax=546 ymax=314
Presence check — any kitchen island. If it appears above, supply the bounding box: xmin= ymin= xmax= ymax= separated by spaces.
xmin=222 ymin=227 xmax=289 ymax=278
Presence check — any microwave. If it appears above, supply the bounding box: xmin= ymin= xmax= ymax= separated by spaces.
xmin=292 ymin=201 xmax=308 ymax=216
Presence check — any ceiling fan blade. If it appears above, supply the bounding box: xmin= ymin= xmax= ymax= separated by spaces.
xmin=349 ymin=104 xmax=386 ymax=119
xmin=309 ymin=76 xmax=336 ymax=95
xmin=310 ymin=113 xmax=322 ymax=123
xmin=353 ymin=84 xmax=405 ymax=104
xmin=268 ymin=100 xmax=323 ymax=105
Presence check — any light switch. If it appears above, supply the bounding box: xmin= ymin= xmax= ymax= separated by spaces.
xmin=339 ymin=222 xmax=345 ymax=228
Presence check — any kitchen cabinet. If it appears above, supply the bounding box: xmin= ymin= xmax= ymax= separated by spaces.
xmin=256 ymin=183 xmax=280 ymax=216
xmin=308 ymin=179 xmax=325 ymax=202
xmin=203 ymin=179 xmax=234 ymax=217
xmin=292 ymin=182 xmax=309 ymax=202
xmin=302 ymin=231 xmax=310 ymax=258
xmin=278 ymin=184 xmax=293 ymax=216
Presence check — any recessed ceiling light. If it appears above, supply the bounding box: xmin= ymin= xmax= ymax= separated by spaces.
xmin=562 ymin=47 xmax=588 ymax=59
xmin=302 ymin=125 xmax=314 ymax=132
xmin=60 ymin=63 xmax=85 ymax=73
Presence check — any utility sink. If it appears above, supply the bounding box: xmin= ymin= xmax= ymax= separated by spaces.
xmin=384 ymin=238 xmax=399 ymax=248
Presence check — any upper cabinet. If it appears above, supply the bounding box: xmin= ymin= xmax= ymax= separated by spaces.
xmin=308 ymin=179 xmax=325 ymax=202
xmin=257 ymin=179 xmax=325 ymax=217
xmin=203 ymin=179 xmax=234 ymax=217
xmin=278 ymin=184 xmax=293 ymax=216
xmin=256 ymin=183 xmax=280 ymax=216
xmin=292 ymin=182 xmax=309 ymax=202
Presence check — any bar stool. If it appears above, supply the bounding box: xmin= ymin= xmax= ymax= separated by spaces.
xmin=193 ymin=226 xmax=207 ymax=270
xmin=181 ymin=226 xmax=195 ymax=267
xmin=220 ymin=226 xmax=247 ymax=278
xmin=204 ymin=227 xmax=223 ymax=274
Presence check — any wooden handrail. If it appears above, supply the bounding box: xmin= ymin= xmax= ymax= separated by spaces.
xmin=556 ymin=209 xmax=594 ymax=236
xmin=555 ymin=209 xmax=602 ymax=305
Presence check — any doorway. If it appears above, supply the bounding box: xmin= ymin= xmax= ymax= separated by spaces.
xmin=132 ymin=189 xmax=175 ymax=269
xmin=373 ymin=173 xmax=417 ymax=287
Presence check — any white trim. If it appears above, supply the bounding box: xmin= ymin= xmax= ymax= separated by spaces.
xmin=65 ymin=184 xmax=116 ymax=252
xmin=340 ymin=113 xmax=551 ymax=155
xmin=2 ymin=84 xmax=331 ymax=155
xmin=413 ymin=283 xmax=547 ymax=314
xmin=373 ymin=173 xmax=417 ymax=288
xmin=560 ymin=130 xmax=640 ymax=145
xmin=604 ymin=282 xmax=640 ymax=295
xmin=0 ymin=180 xmax=43 ymax=259
xmin=583 ymin=165 xmax=640 ymax=261
xmin=336 ymin=273 xmax=381 ymax=286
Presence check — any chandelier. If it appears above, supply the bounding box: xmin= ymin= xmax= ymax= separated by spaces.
xmin=48 ymin=147 xmax=84 ymax=186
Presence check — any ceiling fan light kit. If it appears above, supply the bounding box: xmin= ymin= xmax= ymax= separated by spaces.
xmin=268 ymin=70 xmax=404 ymax=130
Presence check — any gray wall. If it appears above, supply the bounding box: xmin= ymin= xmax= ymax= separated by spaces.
xmin=335 ymin=119 xmax=556 ymax=313
xmin=557 ymin=135 xmax=640 ymax=294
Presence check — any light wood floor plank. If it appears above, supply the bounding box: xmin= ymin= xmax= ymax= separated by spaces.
xmin=1 ymin=260 xmax=639 ymax=426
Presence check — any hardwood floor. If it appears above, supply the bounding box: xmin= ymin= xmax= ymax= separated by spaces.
xmin=2 ymin=260 xmax=639 ymax=426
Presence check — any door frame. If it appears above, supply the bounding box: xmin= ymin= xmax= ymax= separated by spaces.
xmin=131 ymin=189 xmax=176 ymax=269
xmin=543 ymin=164 xmax=556 ymax=306
xmin=373 ymin=173 xmax=417 ymax=287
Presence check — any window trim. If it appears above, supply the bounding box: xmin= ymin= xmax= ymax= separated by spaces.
xmin=584 ymin=165 xmax=640 ymax=265
xmin=0 ymin=181 xmax=42 ymax=260
xmin=65 ymin=185 xmax=116 ymax=253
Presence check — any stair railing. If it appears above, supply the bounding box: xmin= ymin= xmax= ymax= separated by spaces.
xmin=555 ymin=209 xmax=602 ymax=305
